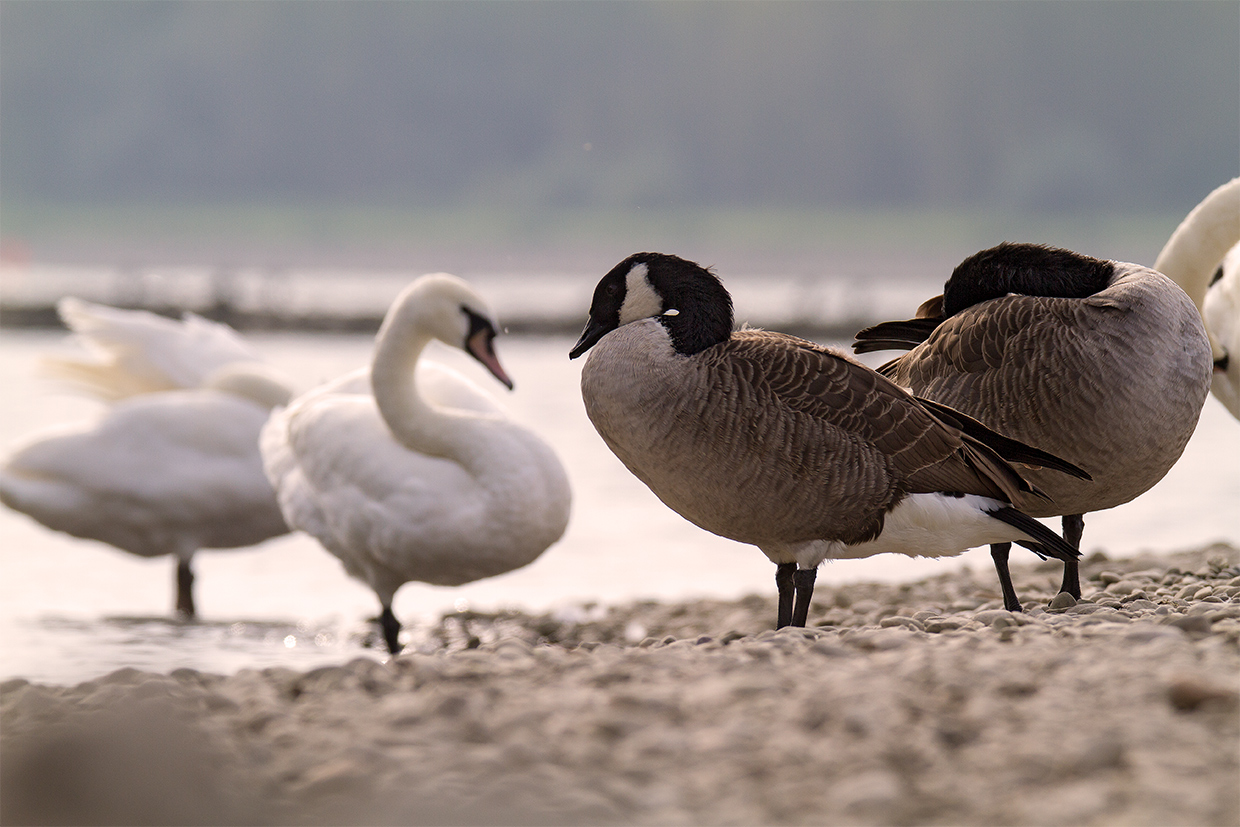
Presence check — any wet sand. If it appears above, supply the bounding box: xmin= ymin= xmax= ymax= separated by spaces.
xmin=3 ymin=544 xmax=1238 ymax=826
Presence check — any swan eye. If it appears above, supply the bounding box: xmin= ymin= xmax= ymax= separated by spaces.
xmin=461 ymin=306 xmax=495 ymax=339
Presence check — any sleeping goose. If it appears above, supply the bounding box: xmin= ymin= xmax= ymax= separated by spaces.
xmin=569 ymin=252 xmax=1089 ymax=628
xmin=1153 ymin=177 xmax=1240 ymax=419
xmin=0 ymin=299 xmax=293 ymax=618
xmin=854 ymin=242 xmax=1213 ymax=611
xmin=260 ymin=274 xmax=571 ymax=655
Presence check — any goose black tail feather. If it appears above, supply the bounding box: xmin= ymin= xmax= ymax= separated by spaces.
xmin=917 ymin=397 xmax=1092 ymax=482
xmin=852 ymin=317 xmax=941 ymax=354
xmin=988 ymin=507 xmax=1081 ymax=563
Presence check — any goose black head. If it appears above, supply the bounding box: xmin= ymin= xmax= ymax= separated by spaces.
xmin=569 ymin=252 xmax=734 ymax=359
xmin=943 ymin=242 xmax=1116 ymax=316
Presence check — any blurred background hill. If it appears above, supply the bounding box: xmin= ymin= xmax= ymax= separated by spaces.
xmin=1 ymin=0 xmax=1237 ymax=275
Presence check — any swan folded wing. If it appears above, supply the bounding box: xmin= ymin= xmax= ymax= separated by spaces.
xmin=2 ymin=393 xmax=282 ymax=553
xmin=48 ymin=299 xmax=262 ymax=399
xmin=417 ymin=361 xmax=503 ymax=415
xmin=274 ymin=397 xmax=492 ymax=579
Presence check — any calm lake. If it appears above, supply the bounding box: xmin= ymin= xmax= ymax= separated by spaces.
xmin=2 ymin=325 xmax=1237 ymax=684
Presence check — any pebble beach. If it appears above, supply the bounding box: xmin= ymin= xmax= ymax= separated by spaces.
xmin=3 ymin=543 xmax=1238 ymax=826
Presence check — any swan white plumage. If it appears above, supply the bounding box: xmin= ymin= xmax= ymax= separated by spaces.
xmin=0 ymin=299 xmax=294 ymax=618
xmin=260 ymin=274 xmax=572 ymax=654
xmin=1153 ymin=176 xmax=1240 ymax=419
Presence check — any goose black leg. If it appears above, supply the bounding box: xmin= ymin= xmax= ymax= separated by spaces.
xmin=775 ymin=562 xmax=796 ymax=628
xmin=175 ymin=559 xmax=196 ymax=619
xmin=379 ymin=604 xmax=403 ymax=655
xmin=790 ymin=567 xmax=818 ymax=628
xmin=990 ymin=542 xmax=1022 ymax=612
xmin=1059 ymin=513 xmax=1084 ymax=599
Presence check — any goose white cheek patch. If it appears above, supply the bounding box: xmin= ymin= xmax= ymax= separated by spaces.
xmin=619 ymin=263 xmax=664 ymax=325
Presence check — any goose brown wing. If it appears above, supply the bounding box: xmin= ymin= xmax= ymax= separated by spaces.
xmin=716 ymin=330 xmax=1034 ymax=508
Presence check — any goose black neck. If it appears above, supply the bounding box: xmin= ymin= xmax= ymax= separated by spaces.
xmin=942 ymin=242 xmax=1116 ymax=316
xmin=640 ymin=253 xmax=734 ymax=355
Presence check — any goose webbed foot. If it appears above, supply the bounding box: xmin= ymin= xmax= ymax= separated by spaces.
xmin=378 ymin=605 xmax=403 ymax=655
xmin=175 ymin=559 xmax=196 ymax=620
xmin=990 ymin=542 xmax=1023 ymax=613
xmin=1058 ymin=514 xmax=1084 ymax=600
xmin=775 ymin=563 xmax=796 ymax=628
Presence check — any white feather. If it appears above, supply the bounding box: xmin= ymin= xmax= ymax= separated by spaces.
xmin=0 ymin=304 xmax=294 ymax=615
xmin=260 ymin=274 xmax=571 ymax=645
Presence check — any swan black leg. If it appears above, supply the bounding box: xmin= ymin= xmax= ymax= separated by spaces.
xmin=1059 ymin=513 xmax=1084 ymax=599
xmin=990 ymin=542 xmax=1022 ymax=612
xmin=775 ymin=563 xmax=796 ymax=629
xmin=379 ymin=604 xmax=403 ymax=655
xmin=175 ymin=559 xmax=196 ymax=619
xmin=790 ymin=568 xmax=818 ymax=628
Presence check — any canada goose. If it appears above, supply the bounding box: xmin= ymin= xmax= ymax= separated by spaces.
xmin=261 ymin=274 xmax=571 ymax=654
xmin=1153 ymin=177 xmax=1240 ymax=419
xmin=0 ymin=299 xmax=293 ymax=618
xmin=854 ymin=242 xmax=1213 ymax=610
xmin=570 ymin=252 xmax=1089 ymax=628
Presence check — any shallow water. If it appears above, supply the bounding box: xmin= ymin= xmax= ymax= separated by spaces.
xmin=2 ymin=328 xmax=1237 ymax=684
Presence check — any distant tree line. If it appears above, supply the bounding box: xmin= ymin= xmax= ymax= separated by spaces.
xmin=1 ymin=1 xmax=1236 ymax=214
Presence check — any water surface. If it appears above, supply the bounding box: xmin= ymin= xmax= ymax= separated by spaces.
xmin=2 ymin=329 xmax=1236 ymax=684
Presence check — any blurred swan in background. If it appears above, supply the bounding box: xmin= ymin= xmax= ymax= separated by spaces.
xmin=261 ymin=274 xmax=571 ymax=655
xmin=1153 ymin=176 xmax=1240 ymax=419
xmin=0 ymin=299 xmax=293 ymax=618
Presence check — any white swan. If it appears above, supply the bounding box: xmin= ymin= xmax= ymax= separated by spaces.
xmin=1153 ymin=176 xmax=1240 ymax=418
xmin=0 ymin=299 xmax=294 ymax=618
xmin=260 ymin=274 xmax=572 ymax=654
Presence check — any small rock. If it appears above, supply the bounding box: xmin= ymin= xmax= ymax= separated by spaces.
xmin=1124 ymin=624 xmax=1184 ymax=643
xmin=1048 ymin=592 xmax=1078 ymax=610
xmin=879 ymin=615 xmax=924 ymax=631
xmin=924 ymin=618 xmax=963 ymax=633
xmin=1164 ymin=615 xmax=1212 ymax=634
xmin=1168 ymin=677 xmax=1240 ymax=712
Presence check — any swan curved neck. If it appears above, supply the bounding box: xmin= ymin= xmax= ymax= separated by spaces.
xmin=370 ymin=325 xmax=461 ymax=458
xmin=1154 ymin=178 xmax=1240 ymax=312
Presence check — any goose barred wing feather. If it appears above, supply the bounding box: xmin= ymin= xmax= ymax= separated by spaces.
xmin=853 ymin=316 xmax=942 ymax=355
xmin=879 ymin=296 xmax=1118 ymax=421
xmin=706 ymin=331 xmax=1036 ymax=530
